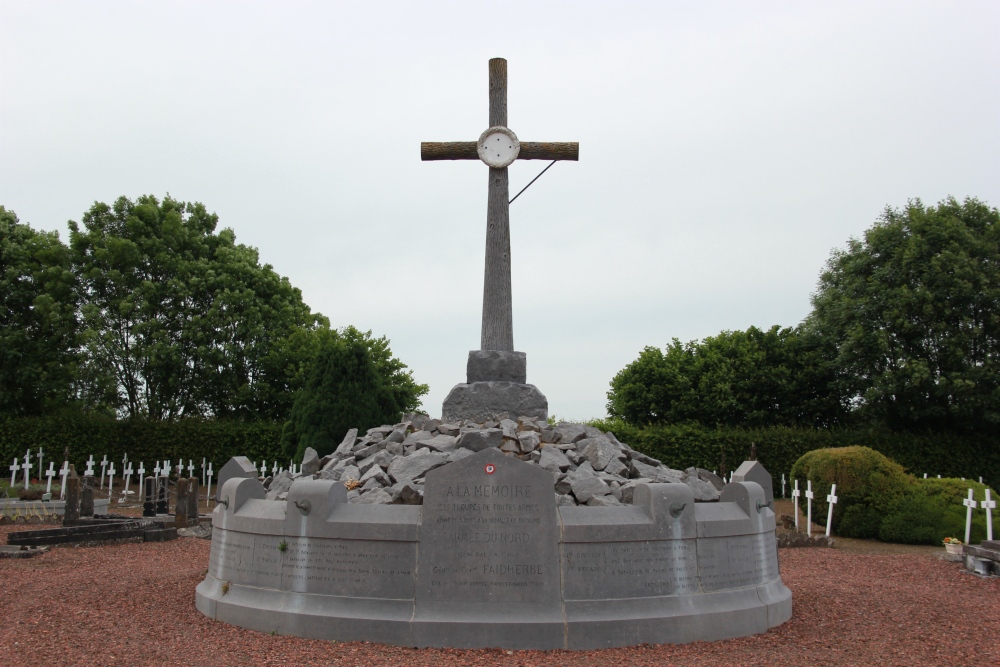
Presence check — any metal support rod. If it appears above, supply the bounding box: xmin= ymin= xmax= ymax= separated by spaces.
xmin=509 ymin=161 xmax=557 ymax=204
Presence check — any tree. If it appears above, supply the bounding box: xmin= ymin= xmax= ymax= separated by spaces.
xmin=810 ymin=197 xmax=1000 ymax=432
xmin=281 ymin=329 xmax=427 ymax=459
xmin=606 ymin=325 xmax=846 ymax=428
xmin=69 ymin=194 xmax=324 ymax=419
xmin=0 ymin=207 xmax=81 ymax=416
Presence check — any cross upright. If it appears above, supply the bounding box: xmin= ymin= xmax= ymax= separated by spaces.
xmin=421 ymin=57 xmax=578 ymax=351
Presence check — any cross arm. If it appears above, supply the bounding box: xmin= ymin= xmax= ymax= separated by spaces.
xmin=421 ymin=141 xmax=579 ymax=161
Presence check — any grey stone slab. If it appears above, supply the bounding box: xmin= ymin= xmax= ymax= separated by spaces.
xmin=630 ymin=460 xmax=684 ymax=483
xmin=416 ymin=434 xmax=458 ymax=453
xmin=570 ymin=476 xmax=609 ymax=503
xmin=300 ymin=447 xmax=320 ymax=476
xmin=217 ymin=456 xmax=258 ymax=501
xmin=585 ymin=495 xmax=621 ymax=507
xmin=414 ymin=448 xmax=563 ymax=640
xmin=387 ymin=449 xmax=448 ymax=483
xmin=684 ymin=474 xmax=722 ymax=501
xmin=579 ymin=437 xmax=622 ymax=471
xmin=356 ymin=488 xmax=393 ymax=504
xmin=553 ymin=422 xmax=587 ymax=444
xmin=517 ymin=431 xmax=541 ymax=453
xmin=402 ymin=430 xmax=434 ymax=447
xmin=456 ymin=428 xmax=502 ymax=452
xmin=732 ymin=461 xmax=774 ymax=505
xmin=357 ymin=450 xmax=394 ymax=475
xmin=436 ymin=423 xmax=461 ymax=437
xmin=447 ymin=448 xmax=476 ymax=463
xmin=466 ymin=349 xmax=527 ymax=383
xmin=334 ymin=428 xmax=359 ymax=456
xmin=442 ymin=381 xmax=547 ymax=422
xmin=538 ymin=445 xmax=571 ymax=473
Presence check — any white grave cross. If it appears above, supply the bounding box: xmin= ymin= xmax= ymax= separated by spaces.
xmin=10 ymin=457 xmax=20 ymax=487
xmin=825 ymin=484 xmax=838 ymax=538
xmin=45 ymin=462 xmax=56 ymax=495
xmin=982 ymin=488 xmax=995 ymax=542
xmin=791 ymin=479 xmax=801 ymax=530
xmin=805 ymin=480 xmax=815 ymax=538
xmin=137 ymin=462 xmax=145 ymax=481
xmin=153 ymin=461 xmax=161 ymax=478
xmin=123 ymin=462 xmax=134 ymax=497
xmin=963 ymin=488 xmax=978 ymax=545
xmin=22 ymin=449 xmax=32 ymax=489
xmin=201 ymin=457 xmax=207 ymax=486
xmin=206 ymin=462 xmax=214 ymax=502
xmin=100 ymin=455 xmax=108 ymax=489
xmin=176 ymin=461 xmax=184 ymax=478
xmin=107 ymin=462 xmax=116 ymax=496
xmin=187 ymin=459 xmax=195 ymax=477
xmin=59 ymin=460 xmax=69 ymax=499
xmin=84 ymin=455 xmax=95 ymax=477
xmin=163 ymin=460 xmax=171 ymax=478
xmin=781 ymin=473 xmax=786 ymax=499
xmin=36 ymin=447 xmax=44 ymax=486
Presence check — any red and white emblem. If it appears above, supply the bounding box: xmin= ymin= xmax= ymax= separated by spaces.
xmin=484 ymin=464 xmax=496 ymax=475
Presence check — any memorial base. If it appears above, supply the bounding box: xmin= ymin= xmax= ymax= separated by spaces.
xmin=442 ymin=381 xmax=548 ymax=422
xmin=196 ymin=450 xmax=792 ymax=649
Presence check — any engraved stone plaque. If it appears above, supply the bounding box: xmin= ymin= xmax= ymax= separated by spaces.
xmin=415 ymin=448 xmax=561 ymax=623
xmin=561 ymin=539 xmax=699 ymax=600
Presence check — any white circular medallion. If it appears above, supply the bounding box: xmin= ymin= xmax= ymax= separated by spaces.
xmin=477 ymin=126 xmax=520 ymax=168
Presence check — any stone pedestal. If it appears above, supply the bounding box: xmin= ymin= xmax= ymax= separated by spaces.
xmin=63 ymin=474 xmax=80 ymax=525
xmin=80 ymin=477 xmax=94 ymax=518
xmin=442 ymin=350 xmax=547 ymax=421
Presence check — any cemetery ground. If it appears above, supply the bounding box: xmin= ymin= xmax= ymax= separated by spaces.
xmin=0 ymin=508 xmax=996 ymax=667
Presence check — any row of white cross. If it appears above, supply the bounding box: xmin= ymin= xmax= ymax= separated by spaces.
xmin=9 ymin=452 xmax=301 ymax=502
xmin=789 ymin=479 xmax=839 ymax=538
xmin=962 ymin=488 xmax=995 ymax=543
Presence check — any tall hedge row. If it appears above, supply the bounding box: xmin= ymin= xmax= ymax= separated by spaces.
xmin=0 ymin=413 xmax=283 ymax=479
xmin=589 ymin=419 xmax=1000 ymax=490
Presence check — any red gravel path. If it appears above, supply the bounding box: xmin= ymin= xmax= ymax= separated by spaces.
xmin=1 ymin=524 xmax=997 ymax=667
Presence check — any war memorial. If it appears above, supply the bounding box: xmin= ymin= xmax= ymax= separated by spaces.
xmin=195 ymin=58 xmax=792 ymax=649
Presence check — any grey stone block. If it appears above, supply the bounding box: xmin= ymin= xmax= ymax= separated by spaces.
xmin=334 ymin=428 xmax=359 ymax=456
xmin=300 ymin=447 xmax=320 ymax=476
xmin=216 ymin=456 xmax=258 ymax=501
xmin=456 ymin=428 xmax=502 ymax=452
xmin=538 ymin=445 xmax=571 ymax=473
xmin=355 ymin=488 xmax=393 ymax=504
xmin=466 ymin=349 xmax=527 ymax=383
xmin=571 ymin=476 xmax=609 ymax=503
xmin=579 ymin=437 xmax=623 ymax=471
xmin=415 ymin=434 xmax=458 ymax=453
xmin=517 ymin=431 xmax=541 ymax=452
xmin=732 ymin=461 xmax=774 ymax=505
xmin=442 ymin=382 xmax=547 ymax=422
xmin=387 ymin=449 xmax=448 ymax=483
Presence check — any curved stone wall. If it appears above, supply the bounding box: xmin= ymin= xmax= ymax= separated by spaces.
xmin=196 ymin=448 xmax=791 ymax=649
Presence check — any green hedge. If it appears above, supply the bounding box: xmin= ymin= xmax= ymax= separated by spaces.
xmin=588 ymin=419 xmax=1000 ymax=491
xmin=0 ymin=413 xmax=284 ymax=480
xmin=789 ymin=446 xmax=996 ymax=544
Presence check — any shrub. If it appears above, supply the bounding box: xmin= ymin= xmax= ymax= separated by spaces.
xmin=791 ymin=446 xmax=996 ymax=544
xmin=790 ymin=446 xmax=912 ymax=536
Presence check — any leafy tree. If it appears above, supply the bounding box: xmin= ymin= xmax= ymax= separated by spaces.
xmin=69 ymin=194 xmax=324 ymax=419
xmin=607 ymin=325 xmax=846 ymax=428
xmin=281 ymin=329 xmax=427 ymax=459
xmin=0 ymin=207 xmax=80 ymax=415
xmin=810 ymin=197 xmax=1000 ymax=432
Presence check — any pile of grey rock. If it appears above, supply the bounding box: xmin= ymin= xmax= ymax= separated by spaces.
xmin=262 ymin=413 xmax=724 ymax=506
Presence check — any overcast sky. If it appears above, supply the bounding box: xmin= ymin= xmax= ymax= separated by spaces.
xmin=2 ymin=1 xmax=998 ymax=420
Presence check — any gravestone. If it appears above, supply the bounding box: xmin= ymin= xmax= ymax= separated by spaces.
xmin=414 ymin=448 xmax=562 ymax=646
xmin=63 ymin=468 xmax=80 ymax=524
xmin=732 ymin=460 xmax=773 ymax=505
xmin=143 ymin=477 xmax=156 ymax=517
xmin=424 ymin=58 xmax=578 ymax=422
xmin=80 ymin=476 xmax=94 ymax=518
xmin=216 ymin=456 xmax=258 ymax=502
xmin=156 ymin=477 xmax=168 ymax=515
xmin=175 ymin=478 xmax=189 ymax=528
xmin=187 ymin=478 xmax=200 ymax=525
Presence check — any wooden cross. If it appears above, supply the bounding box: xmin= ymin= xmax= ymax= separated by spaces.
xmin=421 ymin=58 xmax=578 ymax=351
xmin=825 ymin=484 xmax=838 ymax=538
xmin=963 ymin=489 xmax=978 ymax=545
xmin=982 ymin=488 xmax=996 ymax=542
